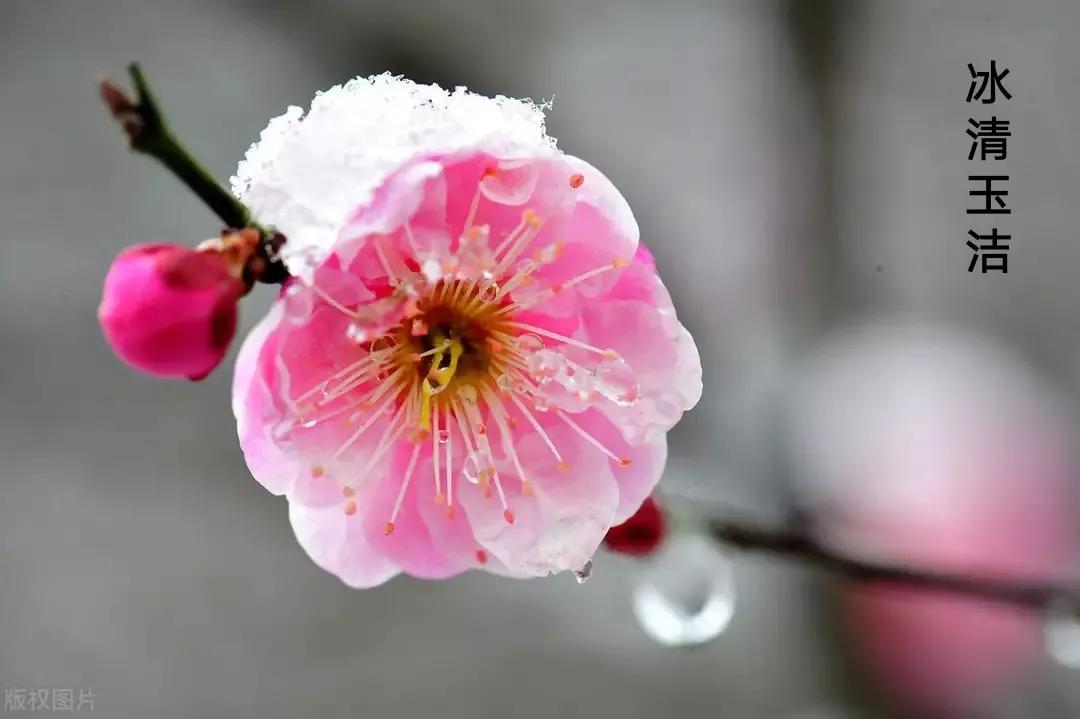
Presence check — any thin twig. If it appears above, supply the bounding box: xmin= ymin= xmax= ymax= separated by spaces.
xmin=99 ymin=63 xmax=288 ymax=285
xmin=100 ymin=64 xmax=253 ymax=230
xmin=708 ymin=516 xmax=1079 ymax=615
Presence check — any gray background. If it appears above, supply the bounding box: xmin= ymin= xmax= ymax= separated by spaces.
xmin=2 ymin=1 xmax=1079 ymax=717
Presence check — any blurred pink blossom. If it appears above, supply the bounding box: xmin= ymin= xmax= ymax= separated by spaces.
xmin=791 ymin=324 xmax=1077 ymax=716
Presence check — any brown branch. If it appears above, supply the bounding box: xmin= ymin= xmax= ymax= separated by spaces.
xmin=708 ymin=516 xmax=1079 ymax=615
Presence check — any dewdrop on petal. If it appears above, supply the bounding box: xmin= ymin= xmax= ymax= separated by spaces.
xmin=231 ymin=74 xmax=702 ymax=587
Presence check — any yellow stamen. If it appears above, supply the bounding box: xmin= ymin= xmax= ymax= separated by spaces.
xmin=418 ymin=333 xmax=465 ymax=433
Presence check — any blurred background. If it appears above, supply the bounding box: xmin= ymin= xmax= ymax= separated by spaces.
xmin=2 ymin=0 xmax=1079 ymax=716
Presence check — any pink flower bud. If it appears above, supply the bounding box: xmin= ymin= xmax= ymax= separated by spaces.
xmin=604 ymin=496 xmax=667 ymax=557
xmin=99 ymin=243 xmax=241 ymax=380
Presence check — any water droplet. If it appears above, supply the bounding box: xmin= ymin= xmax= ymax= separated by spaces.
xmin=559 ymin=360 xmax=595 ymax=398
xmin=536 ymin=243 xmax=561 ymax=265
xmin=1045 ymin=600 xmax=1080 ymax=668
xmin=368 ymin=335 xmax=397 ymax=362
xmin=479 ymin=160 xmax=540 ymax=205
xmin=458 ymin=385 xmax=478 ymax=403
xmin=496 ymin=373 xmax=514 ymax=391
xmin=463 ymin=451 xmax=493 ymax=484
xmin=594 ymin=356 xmax=639 ymax=407
xmin=421 ymin=257 xmax=443 ymax=283
xmin=632 ymin=534 xmax=735 ymax=647
xmin=478 ymin=280 xmax=501 ymax=303
xmin=515 ymin=333 xmax=544 ymax=353
xmin=460 ymin=226 xmax=488 ymax=250
xmin=531 ymin=395 xmax=550 ymax=412
xmin=456 ymin=226 xmax=494 ymax=278
xmin=299 ymin=417 xmax=319 ymax=429
xmin=527 ymin=349 xmax=568 ymax=383
xmin=574 ymin=559 xmax=594 ymax=584
xmin=391 ymin=275 xmax=424 ymax=298
xmin=437 ymin=429 xmax=451 ymax=444
xmin=345 ymin=323 xmax=370 ymax=344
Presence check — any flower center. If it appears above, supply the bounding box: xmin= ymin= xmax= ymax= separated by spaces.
xmin=288 ymin=170 xmax=643 ymax=547
xmin=387 ymin=277 xmax=514 ymax=434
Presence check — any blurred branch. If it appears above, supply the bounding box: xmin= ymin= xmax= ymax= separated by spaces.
xmin=708 ymin=516 xmax=1078 ymax=615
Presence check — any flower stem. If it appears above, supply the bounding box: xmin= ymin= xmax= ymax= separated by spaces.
xmin=101 ymin=64 xmax=255 ymax=231
xmin=100 ymin=63 xmax=288 ymax=284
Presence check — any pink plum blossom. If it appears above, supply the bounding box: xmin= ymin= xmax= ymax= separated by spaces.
xmin=99 ymin=243 xmax=241 ymax=380
xmin=231 ymin=75 xmax=701 ymax=585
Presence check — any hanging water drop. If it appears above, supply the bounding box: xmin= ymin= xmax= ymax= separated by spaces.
xmin=515 ymin=333 xmax=544 ymax=353
xmin=527 ymin=349 xmax=568 ymax=383
xmin=420 ymin=257 xmax=442 ymax=283
xmin=632 ymin=534 xmax=735 ymax=647
xmin=574 ymin=559 xmax=593 ymax=584
xmin=1045 ymin=599 xmax=1080 ymax=668
xmin=463 ymin=451 xmax=492 ymax=485
xmin=368 ymin=335 xmax=397 ymax=362
xmin=437 ymin=429 xmax=451 ymax=444
xmin=479 ymin=160 xmax=540 ymax=205
xmin=594 ymin=355 xmax=639 ymax=407
xmin=345 ymin=323 xmax=370 ymax=345
xmin=457 ymin=226 xmax=493 ymax=277
xmin=536 ymin=242 xmax=561 ymax=265
xmin=392 ymin=274 xmax=424 ymax=298
xmin=478 ymin=279 xmax=501 ymax=303
xmin=558 ymin=360 xmax=596 ymax=400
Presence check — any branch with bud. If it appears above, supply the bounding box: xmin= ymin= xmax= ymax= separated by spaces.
xmin=98 ymin=64 xmax=289 ymax=380
xmin=608 ymin=498 xmax=1080 ymax=619
xmin=705 ymin=514 xmax=1079 ymax=615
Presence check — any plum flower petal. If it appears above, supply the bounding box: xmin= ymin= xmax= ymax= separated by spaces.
xmin=232 ymin=74 xmax=557 ymax=282
xmin=232 ymin=75 xmax=702 ymax=586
